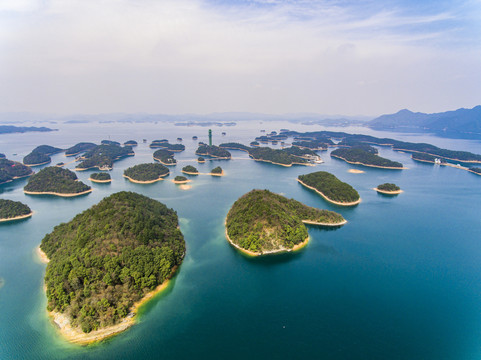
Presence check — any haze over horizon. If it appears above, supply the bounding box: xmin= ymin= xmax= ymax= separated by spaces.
xmin=1 ymin=0 xmax=480 ymax=117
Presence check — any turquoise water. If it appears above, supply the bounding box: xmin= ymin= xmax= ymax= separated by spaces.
xmin=1 ymin=122 xmax=481 ymax=359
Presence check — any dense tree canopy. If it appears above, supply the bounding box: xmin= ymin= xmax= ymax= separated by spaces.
xmin=248 ymin=147 xmax=308 ymax=166
xmin=65 ymin=143 xmax=97 ymax=157
xmin=196 ymin=145 xmax=231 ymax=159
xmin=153 ymin=149 xmax=177 ymax=165
xmin=182 ymin=165 xmax=198 ymax=174
xmin=24 ymin=167 xmax=91 ymax=194
xmin=226 ymin=189 xmax=345 ymax=254
xmin=0 ymin=199 xmax=32 ymax=219
xmin=23 ymin=145 xmax=63 ymax=166
xmin=90 ymin=172 xmax=111 ymax=181
xmin=40 ymin=191 xmax=185 ymax=333
xmin=124 ymin=163 xmax=169 ymax=181
xmin=377 ymin=183 xmax=400 ymax=191
xmin=77 ymin=144 xmax=134 ymax=170
xmin=0 ymin=158 xmax=33 ymax=184
xmin=331 ymin=148 xmax=403 ymax=168
xmin=211 ymin=166 xmax=223 ymax=175
xmin=298 ymin=171 xmax=360 ymax=203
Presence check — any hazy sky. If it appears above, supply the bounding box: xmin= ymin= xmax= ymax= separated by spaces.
xmin=1 ymin=0 xmax=480 ymax=116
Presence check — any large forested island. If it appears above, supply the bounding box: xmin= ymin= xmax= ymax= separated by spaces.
xmin=153 ymin=149 xmax=177 ymax=166
xmin=248 ymin=147 xmax=310 ymax=166
xmin=39 ymin=191 xmax=185 ymax=344
xmin=196 ymin=145 xmax=231 ymax=159
xmin=123 ymin=163 xmax=169 ymax=183
xmin=331 ymin=148 xmax=404 ymax=169
xmin=65 ymin=142 xmax=97 ymax=157
xmin=0 ymin=199 xmax=33 ymax=222
xmin=298 ymin=171 xmax=360 ymax=206
xmin=76 ymin=144 xmax=134 ymax=171
xmin=0 ymin=158 xmax=33 ymax=184
xmin=149 ymin=141 xmax=185 ymax=152
xmin=0 ymin=125 xmax=55 ymax=134
xmin=24 ymin=167 xmax=92 ymax=196
xmin=225 ymin=189 xmax=346 ymax=256
xmin=23 ymin=145 xmax=63 ymax=166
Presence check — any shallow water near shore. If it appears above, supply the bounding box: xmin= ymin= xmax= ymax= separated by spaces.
xmin=1 ymin=121 xmax=481 ymax=359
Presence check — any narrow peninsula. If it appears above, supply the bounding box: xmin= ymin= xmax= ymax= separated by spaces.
xmin=0 ymin=199 xmax=33 ymax=222
xmin=24 ymin=167 xmax=92 ymax=197
xmin=226 ymin=189 xmax=346 ymax=256
xmin=331 ymin=148 xmax=404 ymax=169
xmin=39 ymin=191 xmax=185 ymax=344
xmin=123 ymin=163 xmax=169 ymax=183
xmin=298 ymin=171 xmax=361 ymax=206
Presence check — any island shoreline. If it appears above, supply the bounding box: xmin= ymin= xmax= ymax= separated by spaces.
xmin=24 ymin=189 xmax=92 ymax=197
xmin=331 ymin=154 xmax=405 ymax=169
xmin=123 ymin=174 xmax=166 ymax=184
xmin=297 ymin=179 xmax=361 ymax=206
xmin=0 ymin=212 xmax=33 ymax=223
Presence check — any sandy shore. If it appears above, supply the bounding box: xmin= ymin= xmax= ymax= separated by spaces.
xmin=348 ymin=169 xmax=365 ymax=174
xmin=24 ymin=189 xmax=92 ymax=197
xmin=37 ymin=247 xmax=178 ymax=345
xmin=123 ymin=174 xmax=166 ymax=184
xmin=25 ymin=160 xmax=51 ymax=167
xmin=37 ymin=246 xmax=50 ymax=263
xmin=373 ymin=188 xmax=403 ymax=195
xmin=210 ymin=172 xmax=224 ymax=176
xmin=89 ymin=178 xmax=112 ymax=183
xmin=153 ymin=157 xmax=177 ymax=166
xmin=302 ymin=219 xmax=347 ymax=226
xmin=179 ymin=184 xmax=192 ymax=190
xmin=0 ymin=212 xmax=33 ymax=223
xmin=225 ymin=226 xmax=310 ymax=256
xmin=195 ymin=152 xmax=231 ymax=160
xmin=468 ymin=169 xmax=481 ymax=176
xmin=181 ymin=171 xmax=199 ymax=175
xmin=331 ymin=154 xmax=405 ymax=170
xmin=297 ymin=179 xmax=361 ymax=206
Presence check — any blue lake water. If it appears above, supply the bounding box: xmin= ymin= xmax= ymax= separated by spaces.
xmin=1 ymin=121 xmax=481 ymax=359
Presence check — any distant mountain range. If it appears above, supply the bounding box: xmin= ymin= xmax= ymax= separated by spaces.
xmin=368 ymin=106 xmax=481 ymax=134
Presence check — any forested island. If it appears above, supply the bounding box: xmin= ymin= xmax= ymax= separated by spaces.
xmin=76 ymin=144 xmax=134 ymax=171
xmin=65 ymin=143 xmax=96 ymax=157
xmin=197 ymin=157 xmax=205 ymax=163
xmin=374 ymin=183 xmax=402 ymax=194
xmin=24 ymin=167 xmax=92 ymax=196
xmin=298 ymin=171 xmax=360 ymax=206
xmin=0 ymin=158 xmax=34 ymax=184
xmin=248 ymin=147 xmax=310 ymax=166
xmin=0 ymin=125 xmax=55 ymax=134
xmin=0 ymin=199 xmax=33 ymax=222
xmin=331 ymin=148 xmax=404 ymax=169
xmin=292 ymin=139 xmax=331 ymax=150
xmin=150 ymin=141 xmax=185 ymax=152
xmin=23 ymin=145 xmax=63 ymax=166
xmin=153 ymin=149 xmax=177 ymax=166
xmin=226 ymin=189 xmax=346 ymax=255
xmin=124 ymin=140 xmax=138 ymax=147
xmin=173 ymin=176 xmax=189 ymax=184
xmin=210 ymin=166 xmax=223 ymax=176
xmin=182 ymin=165 xmax=199 ymax=175
xmin=282 ymin=130 xmax=481 ymax=164
xmin=89 ymin=172 xmax=112 ymax=183
xmin=219 ymin=143 xmax=251 ymax=152
xmin=39 ymin=191 xmax=185 ymax=344
xmin=195 ymin=145 xmax=231 ymax=159
xmin=101 ymin=140 xmax=121 ymax=146
xmin=123 ymin=163 xmax=169 ymax=183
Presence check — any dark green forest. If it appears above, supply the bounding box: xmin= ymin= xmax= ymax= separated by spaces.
xmin=0 ymin=199 xmax=32 ymax=219
xmin=24 ymin=167 xmax=91 ymax=194
xmin=124 ymin=163 xmax=169 ymax=181
xmin=298 ymin=171 xmax=360 ymax=203
xmin=76 ymin=144 xmax=134 ymax=170
xmin=0 ymin=158 xmax=33 ymax=184
xmin=153 ymin=149 xmax=177 ymax=165
xmin=40 ymin=191 xmax=185 ymax=333
xmin=226 ymin=189 xmax=345 ymax=253
xmin=65 ymin=143 xmax=96 ymax=156
xmin=331 ymin=148 xmax=403 ymax=168
xmin=90 ymin=173 xmax=111 ymax=181
xmin=248 ymin=147 xmax=308 ymax=166
xmin=196 ymin=145 xmax=231 ymax=158
xmin=377 ymin=183 xmax=400 ymax=191
xmin=182 ymin=165 xmax=198 ymax=174
xmin=211 ymin=166 xmax=223 ymax=174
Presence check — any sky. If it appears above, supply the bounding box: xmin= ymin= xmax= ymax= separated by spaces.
xmin=0 ymin=0 xmax=480 ymax=117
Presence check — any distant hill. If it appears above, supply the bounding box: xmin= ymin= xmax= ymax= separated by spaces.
xmin=368 ymin=106 xmax=481 ymax=134
xmin=0 ymin=125 xmax=56 ymax=134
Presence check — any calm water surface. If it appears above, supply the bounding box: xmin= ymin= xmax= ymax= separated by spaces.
xmin=1 ymin=121 xmax=481 ymax=359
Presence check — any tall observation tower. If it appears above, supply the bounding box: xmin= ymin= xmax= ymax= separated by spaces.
xmin=208 ymin=129 xmax=212 ymax=146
